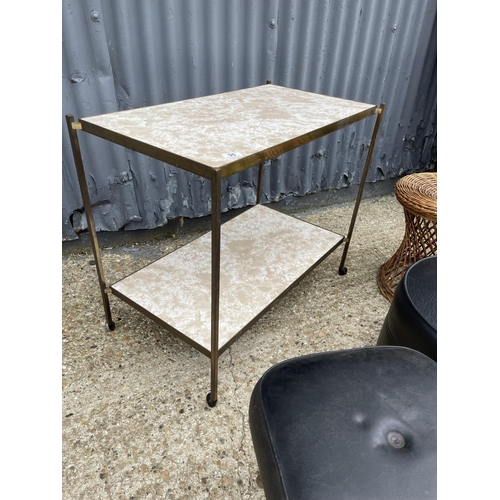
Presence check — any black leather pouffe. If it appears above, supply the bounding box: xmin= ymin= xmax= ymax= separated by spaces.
xmin=377 ymin=256 xmax=437 ymax=361
xmin=249 ymin=346 xmax=437 ymax=500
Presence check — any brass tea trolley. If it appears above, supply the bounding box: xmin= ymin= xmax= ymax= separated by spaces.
xmin=66 ymin=84 xmax=384 ymax=406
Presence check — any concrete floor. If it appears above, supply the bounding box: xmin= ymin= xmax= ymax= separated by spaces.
xmin=62 ymin=193 xmax=405 ymax=499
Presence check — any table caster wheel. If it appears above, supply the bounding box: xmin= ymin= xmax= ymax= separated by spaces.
xmin=338 ymin=267 xmax=348 ymax=276
xmin=206 ymin=393 xmax=217 ymax=407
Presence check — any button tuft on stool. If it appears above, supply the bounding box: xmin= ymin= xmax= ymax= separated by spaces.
xmin=377 ymin=172 xmax=437 ymax=301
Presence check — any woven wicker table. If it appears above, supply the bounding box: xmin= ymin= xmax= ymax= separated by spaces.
xmin=377 ymin=172 xmax=437 ymax=301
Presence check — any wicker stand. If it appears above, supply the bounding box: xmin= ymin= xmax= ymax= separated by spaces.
xmin=377 ymin=172 xmax=437 ymax=301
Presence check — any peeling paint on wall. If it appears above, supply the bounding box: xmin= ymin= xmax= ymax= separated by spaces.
xmin=62 ymin=0 xmax=436 ymax=241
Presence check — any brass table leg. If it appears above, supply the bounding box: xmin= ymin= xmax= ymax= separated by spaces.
xmin=65 ymin=115 xmax=115 ymax=330
xmin=207 ymin=168 xmax=222 ymax=407
xmin=338 ymin=103 xmax=385 ymax=275
xmin=256 ymin=162 xmax=264 ymax=204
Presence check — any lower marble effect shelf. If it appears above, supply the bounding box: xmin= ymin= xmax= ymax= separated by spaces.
xmin=111 ymin=204 xmax=344 ymax=356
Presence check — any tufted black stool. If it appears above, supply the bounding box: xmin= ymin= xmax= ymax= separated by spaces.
xmin=377 ymin=255 xmax=437 ymax=361
xmin=249 ymin=346 xmax=437 ymax=500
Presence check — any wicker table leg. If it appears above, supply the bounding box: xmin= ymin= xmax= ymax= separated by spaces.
xmin=377 ymin=207 xmax=437 ymax=301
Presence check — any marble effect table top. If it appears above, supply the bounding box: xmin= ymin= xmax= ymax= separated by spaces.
xmin=80 ymin=84 xmax=375 ymax=176
xmin=111 ymin=205 xmax=343 ymax=355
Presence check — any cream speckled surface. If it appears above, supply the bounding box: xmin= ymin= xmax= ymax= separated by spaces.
xmin=80 ymin=84 xmax=374 ymax=171
xmin=111 ymin=205 xmax=343 ymax=353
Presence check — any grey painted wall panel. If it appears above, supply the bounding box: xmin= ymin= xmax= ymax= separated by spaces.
xmin=62 ymin=0 xmax=437 ymax=240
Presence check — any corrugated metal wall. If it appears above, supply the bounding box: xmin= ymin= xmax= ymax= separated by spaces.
xmin=62 ymin=0 xmax=437 ymax=241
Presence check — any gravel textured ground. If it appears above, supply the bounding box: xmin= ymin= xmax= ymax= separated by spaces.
xmin=62 ymin=193 xmax=404 ymax=500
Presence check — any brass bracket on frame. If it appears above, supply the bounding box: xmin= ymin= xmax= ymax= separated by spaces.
xmin=71 ymin=122 xmax=82 ymax=130
xmin=375 ymin=108 xmax=383 ymax=114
